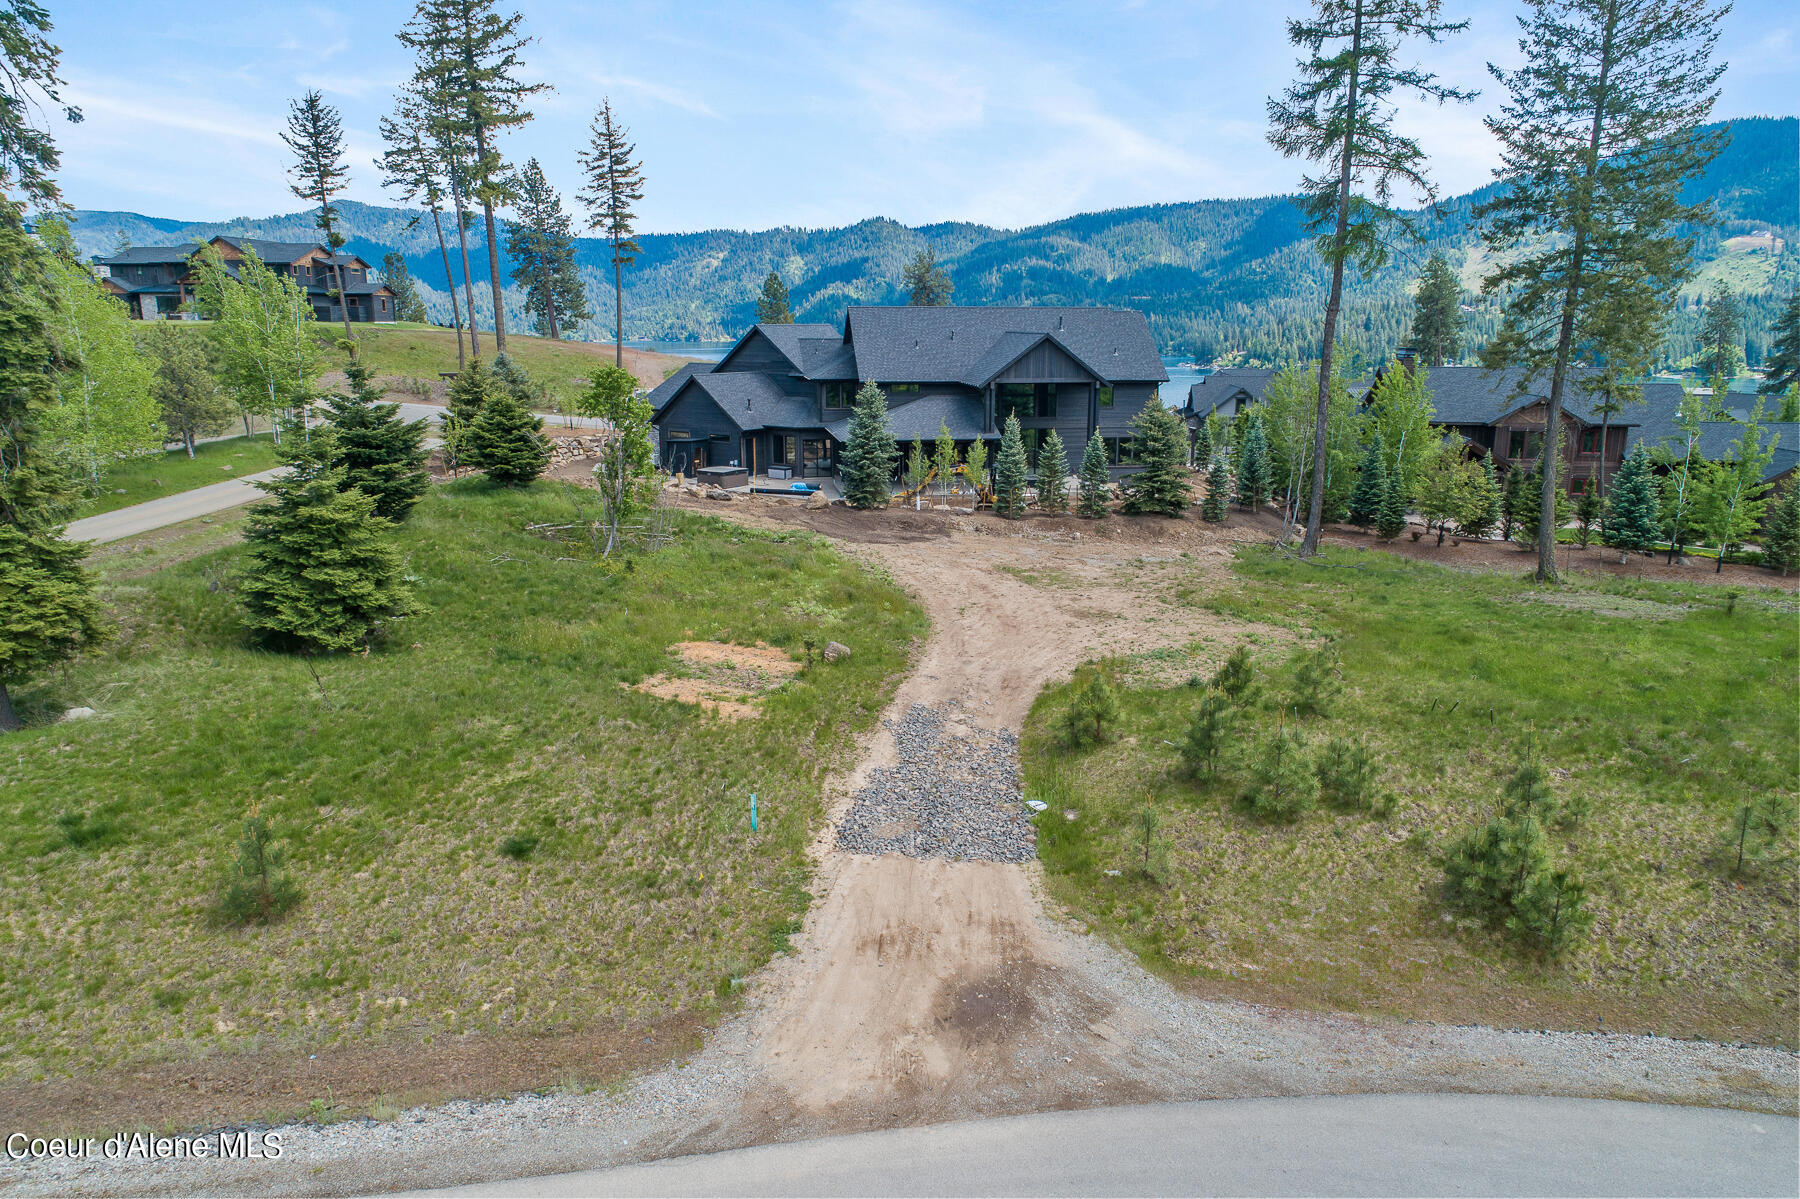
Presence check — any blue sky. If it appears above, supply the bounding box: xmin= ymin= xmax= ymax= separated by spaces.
xmin=47 ymin=0 xmax=1800 ymax=232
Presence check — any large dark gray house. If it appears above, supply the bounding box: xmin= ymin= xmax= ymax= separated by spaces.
xmin=94 ymin=235 xmax=397 ymax=324
xmin=648 ymin=306 xmax=1169 ymax=481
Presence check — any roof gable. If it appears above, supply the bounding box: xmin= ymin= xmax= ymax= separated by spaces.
xmin=843 ymin=306 xmax=1166 ymax=387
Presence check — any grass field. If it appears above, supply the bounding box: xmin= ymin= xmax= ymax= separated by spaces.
xmin=1024 ymin=546 xmax=1799 ymax=1046
xmin=0 ymin=483 xmax=923 ymax=1084
xmin=75 ymin=434 xmax=279 ymax=518
xmin=319 ymin=323 xmax=695 ymax=401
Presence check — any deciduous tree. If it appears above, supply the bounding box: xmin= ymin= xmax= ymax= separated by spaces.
xmin=141 ymin=322 xmax=233 ymax=456
xmin=189 ymin=243 xmax=318 ymax=441
xmin=582 ymin=372 xmax=654 ymax=556
xmin=1691 ymin=396 xmax=1775 ymax=570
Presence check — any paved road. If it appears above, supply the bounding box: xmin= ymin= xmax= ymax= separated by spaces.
xmin=65 ymin=404 xmax=600 ymax=545
xmin=406 ymin=1095 xmax=1799 ymax=1198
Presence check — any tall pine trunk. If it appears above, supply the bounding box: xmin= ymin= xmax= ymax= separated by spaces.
xmin=1537 ymin=12 xmax=1616 ymax=584
xmin=428 ymin=203 xmax=465 ymax=369
xmin=613 ymin=254 xmax=624 ymax=368
xmin=448 ymin=173 xmax=481 ymax=360
xmin=1301 ymin=0 xmax=1362 ymax=558
xmin=482 ymin=200 xmax=507 ymax=352
xmin=0 ymin=683 xmax=18 ymax=733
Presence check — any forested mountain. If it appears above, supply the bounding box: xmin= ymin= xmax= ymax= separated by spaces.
xmin=71 ymin=117 xmax=1796 ymax=375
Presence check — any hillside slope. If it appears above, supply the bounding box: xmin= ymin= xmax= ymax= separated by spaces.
xmin=72 ymin=117 xmax=1797 ymax=373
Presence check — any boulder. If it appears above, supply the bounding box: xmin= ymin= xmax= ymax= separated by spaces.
xmin=60 ymin=706 xmax=97 ymax=721
xmin=706 ymin=487 xmax=734 ymax=501
xmin=806 ymin=491 xmax=830 ymax=510
xmin=823 ymin=641 xmax=851 ymax=662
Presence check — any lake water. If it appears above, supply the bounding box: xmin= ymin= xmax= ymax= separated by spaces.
xmin=630 ymin=341 xmax=1209 ymax=403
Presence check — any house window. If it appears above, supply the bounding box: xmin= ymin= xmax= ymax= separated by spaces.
xmin=997 ymin=383 xmax=1034 ymax=425
xmin=1105 ymin=436 xmax=1138 ymax=465
xmin=1019 ymin=428 xmax=1041 ymax=467
xmin=889 ymin=383 xmax=919 ymax=394
xmin=1578 ymin=428 xmax=1601 ymax=455
xmin=1507 ymin=430 xmax=1542 ymax=460
xmin=1098 ymin=386 xmax=1115 ymax=408
xmin=823 ymin=382 xmax=854 ymax=409
xmin=772 ymin=434 xmax=796 ymax=465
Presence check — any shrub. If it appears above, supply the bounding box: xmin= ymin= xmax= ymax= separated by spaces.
xmin=55 ymin=809 xmax=121 ymax=850
xmin=217 ymin=816 xmax=302 ymax=926
xmin=500 ymin=833 xmax=540 ymax=860
xmin=1060 ymin=670 xmax=1122 ymax=749
xmin=1317 ymin=735 xmax=1383 ymax=813
xmin=1720 ymin=792 xmax=1798 ymax=877
xmin=1211 ymin=645 xmax=1257 ymax=704
xmin=1179 ymin=690 xmax=1234 ymax=779
xmin=1239 ymin=728 xmax=1317 ymax=821
xmin=1289 ymin=645 xmax=1341 ymax=717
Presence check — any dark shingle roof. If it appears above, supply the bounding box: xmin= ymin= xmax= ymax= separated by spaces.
xmin=797 ymin=337 xmax=858 ymax=379
xmin=1418 ymin=366 xmax=1642 ymax=426
xmin=843 ymin=306 xmax=1166 ymax=386
xmin=824 ymin=393 xmax=986 ymax=442
xmin=1690 ymin=421 xmax=1798 ymax=481
xmin=1184 ymin=367 xmax=1277 ymax=416
xmin=95 ymin=244 xmax=202 ymax=266
xmin=651 ymin=367 xmax=817 ymax=433
xmin=648 ymin=363 xmax=709 ymax=417
xmin=745 ymin=322 xmax=840 ymax=371
xmin=213 ymin=236 xmax=325 ymax=264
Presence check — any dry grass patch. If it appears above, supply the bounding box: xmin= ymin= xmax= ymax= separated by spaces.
xmin=632 ymin=640 xmax=803 ymax=719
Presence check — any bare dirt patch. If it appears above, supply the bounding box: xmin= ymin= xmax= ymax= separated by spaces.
xmin=631 ymin=640 xmax=802 ymax=719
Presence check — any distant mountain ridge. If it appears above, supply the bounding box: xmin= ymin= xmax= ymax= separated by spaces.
xmin=71 ymin=117 xmax=1797 ymax=374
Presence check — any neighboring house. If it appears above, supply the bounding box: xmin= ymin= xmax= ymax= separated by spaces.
xmin=93 ymin=235 xmax=397 ymax=324
xmin=1180 ymin=367 xmax=1277 ymax=427
xmin=648 ymin=306 xmax=1169 ymax=481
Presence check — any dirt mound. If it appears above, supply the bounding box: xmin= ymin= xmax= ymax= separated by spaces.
xmin=631 ymin=640 xmax=801 ymax=719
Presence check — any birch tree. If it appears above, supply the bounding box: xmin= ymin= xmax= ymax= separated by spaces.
xmin=190 ymin=245 xmax=318 ymax=441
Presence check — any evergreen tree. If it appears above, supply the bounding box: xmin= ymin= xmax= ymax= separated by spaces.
xmin=1037 ymin=427 xmax=1069 ymax=515
xmin=578 ymin=96 xmax=645 ymax=367
xmin=994 ymin=414 xmax=1029 ymax=519
xmin=1602 ymin=445 xmax=1662 ymax=554
xmin=1180 ymin=690 xmax=1235 ymax=779
xmin=282 ymin=89 xmax=356 ymax=350
xmin=902 ymin=246 xmax=953 ymax=306
xmin=1763 ymin=482 xmax=1800 ymax=576
xmin=756 ymin=271 xmax=793 ymax=324
xmin=1120 ymin=401 xmax=1191 ymax=516
xmin=1779 ymin=385 xmax=1800 ymax=424
xmin=446 ymin=356 xmax=491 ymax=426
xmin=1347 ymin=432 xmax=1388 ymax=528
xmin=1455 ymin=456 xmax=1503 ymax=540
xmin=1409 ymin=250 xmax=1463 ymax=366
xmin=1511 ymin=465 xmax=1572 ymax=545
xmin=1077 ymin=430 xmax=1110 ymax=518
xmin=141 ymin=322 xmax=233 ymax=457
xmin=1267 ymin=0 xmax=1472 ymax=556
xmin=321 ymin=361 xmax=430 ymax=521
xmin=1478 ymin=0 xmax=1728 ymax=582
xmin=1202 ymin=453 xmax=1230 ymax=522
xmin=839 ymin=379 xmax=897 ymax=509
xmin=1500 ymin=465 xmax=1526 ymax=543
xmin=467 ymin=385 xmax=550 ymax=486
xmin=1758 ymin=288 xmax=1800 ymax=397
xmin=1060 ymin=669 xmax=1121 ymax=748
xmin=1212 ymin=644 xmax=1258 ymax=704
xmin=1193 ymin=419 xmax=1214 ymax=470
xmin=1698 ymin=283 xmax=1745 ymax=386
xmin=0 ymin=0 xmax=78 ymax=208
xmin=239 ymin=428 xmax=421 ymax=653
xmin=1234 ymin=409 xmax=1273 ymax=509
xmin=1574 ymin=485 xmax=1602 ymax=548
xmin=488 ymin=350 xmax=535 ymax=405
xmin=506 ymin=157 xmax=589 ymax=340
xmin=1240 ymin=727 xmax=1318 ymax=822
xmin=399 ymin=0 xmax=549 ymax=355
xmin=378 ymin=81 xmax=470 ymax=364
xmin=380 ymin=252 xmax=429 ymax=323
xmin=1374 ymin=463 xmax=1409 ymax=539
xmin=0 ymin=201 xmax=107 ymax=732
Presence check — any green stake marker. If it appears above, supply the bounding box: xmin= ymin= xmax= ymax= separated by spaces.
xmin=751 ymin=793 xmax=758 ymax=832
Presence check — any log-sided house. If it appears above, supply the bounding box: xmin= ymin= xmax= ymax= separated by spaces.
xmin=648 ymin=306 xmax=1169 ymax=481
xmin=93 ymin=236 xmax=397 ymax=324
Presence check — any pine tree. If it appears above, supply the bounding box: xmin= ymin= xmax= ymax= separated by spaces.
xmin=1409 ymin=250 xmax=1463 ymax=366
xmin=994 ymin=414 xmax=1029 ymax=519
xmin=1059 ymin=669 xmax=1121 ymax=748
xmin=1180 ymin=690 xmax=1234 ymax=779
xmin=142 ymin=322 xmax=233 ymax=456
xmin=1317 ymin=735 xmax=1380 ymax=809
xmin=321 ymin=361 xmax=431 ymax=521
xmin=1347 ymin=433 xmax=1388 ymax=528
xmin=467 ymin=385 xmax=550 ymax=486
xmin=0 ymin=202 xmax=107 ymax=732
xmin=506 ymin=157 xmax=590 ymax=340
xmin=1212 ymin=645 xmax=1258 ymax=704
xmin=839 ymin=379 xmax=897 ymax=509
xmin=1763 ymin=482 xmax=1800 ymax=576
xmin=1120 ymin=402 xmax=1191 ymax=516
xmin=1193 ymin=419 xmax=1214 ymax=470
xmin=1478 ymin=0 xmax=1727 ymax=582
xmin=1500 ymin=465 xmax=1525 ymax=543
xmin=1574 ymin=485 xmax=1602 ymax=548
xmin=1758 ymin=288 xmax=1800 ymax=398
xmin=1202 ymin=454 xmax=1230 ymax=522
xmin=0 ymin=1 xmax=77 ymax=208
xmin=378 ymin=81 xmax=470 ymax=364
xmin=1602 ymin=445 xmax=1661 ymax=554
xmin=1374 ymin=464 xmax=1408 ymax=539
xmin=756 ymin=271 xmax=793 ymax=324
xmin=1267 ymin=0 xmax=1472 ymax=556
xmin=902 ymin=246 xmax=952 ymax=306
xmin=1240 ymin=727 xmax=1318 ymax=822
xmin=1235 ymin=410 xmax=1273 ymax=510
xmin=238 ymin=429 xmax=422 ymax=654
xmin=1698 ymin=283 xmax=1745 ymax=386
xmin=380 ymin=252 xmax=429 ymax=323
xmin=577 ymin=96 xmax=645 ymax=367
xmin=1077 ymin=430 xmax=1111 ymax=518
xmin=399 ymin=0 xmax=549 ymax=356
xmin=1037 ymin=427 xmax=1069 ymax=515
xmin=282 ymin=89 xmax=355 ymax=351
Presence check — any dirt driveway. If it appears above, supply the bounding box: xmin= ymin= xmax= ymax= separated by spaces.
xmin=11 ymin=499 xmax=1794 ymax=1197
